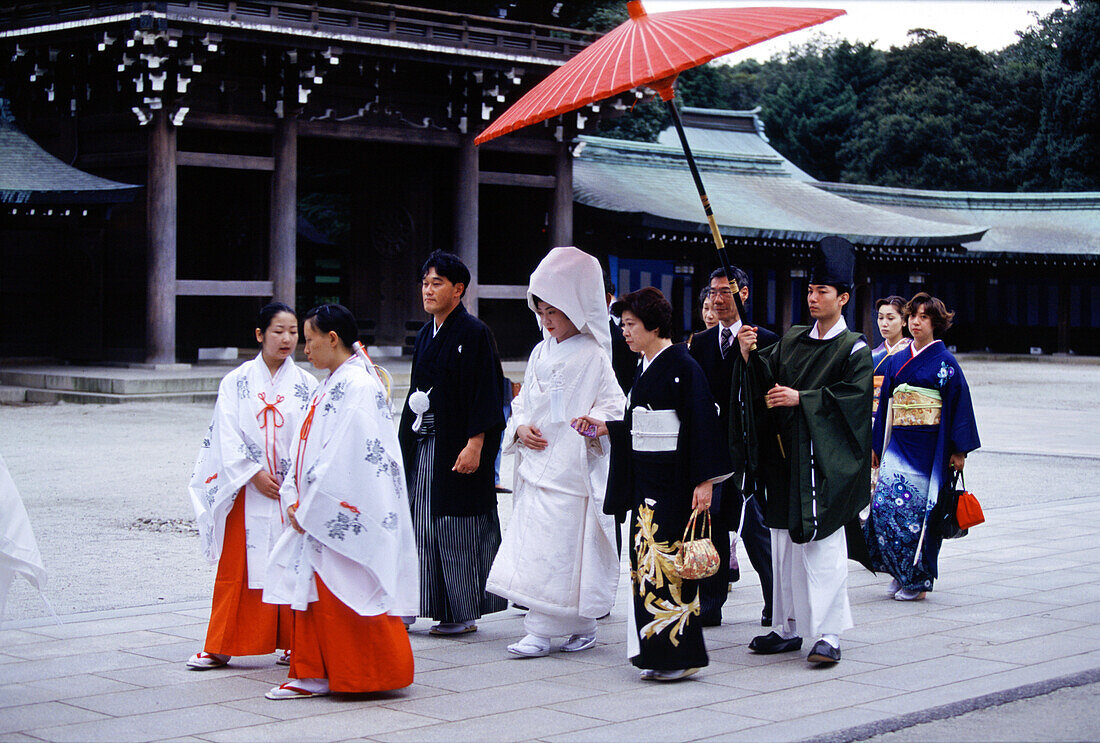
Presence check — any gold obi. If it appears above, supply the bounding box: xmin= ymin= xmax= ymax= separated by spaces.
xmin=891 ymin=384 xmax=942 ymax=427
xmin=872 ymin=375 xmax=885 ymax=415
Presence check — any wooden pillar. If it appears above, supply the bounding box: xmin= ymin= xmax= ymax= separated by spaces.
xmin=855 ymin=259 xmax=874 ymax=340
xmin=779 ymin=265 xmax=793 ymax=333
xmin=550 ymin=142 xmax=573 ymax=248
xmin=146 ymin=109 xmax=177 ymax=364
xmin=455 ymin=134 xmax=479 ymax=313
xmin=270 ymin=116 xmax=298 ymax=307
xmin=976 ymin=267 xmax=994 ymax=352
xmin=1057 ymin=276 xmax=1070 ymax=354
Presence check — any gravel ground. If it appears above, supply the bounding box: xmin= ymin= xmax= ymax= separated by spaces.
xmin=1 ymin=356 xmax=1097 ymax=623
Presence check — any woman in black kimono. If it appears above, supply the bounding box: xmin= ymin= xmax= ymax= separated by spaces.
xmin=573 ymin=288 xmax=730 ymax=681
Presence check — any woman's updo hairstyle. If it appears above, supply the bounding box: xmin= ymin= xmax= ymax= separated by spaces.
xmin=257 ymin=302 xmax=295 ymax=334
xmin=303 ymin=303 xmax=359 ymax=350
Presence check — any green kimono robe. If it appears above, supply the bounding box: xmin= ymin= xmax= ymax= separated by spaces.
xmin=742 ymin=324 xmax=874 ymax=544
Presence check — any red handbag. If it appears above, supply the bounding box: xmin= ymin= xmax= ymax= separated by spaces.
xmin=954 ymin=472 xmax=985 ymax=530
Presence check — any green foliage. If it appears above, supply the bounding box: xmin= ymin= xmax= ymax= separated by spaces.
xmin=565 ymin=0 xmax=1098 ymax=192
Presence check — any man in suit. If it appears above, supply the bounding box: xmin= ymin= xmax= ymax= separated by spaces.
xmin=688 ymin=266 xmax=777 ymax=627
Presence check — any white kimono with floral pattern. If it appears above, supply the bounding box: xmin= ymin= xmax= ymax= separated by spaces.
xmin=264 ymin=356 xmax=419 ymax=617
xmin=188 ymin=354 xmax=318 ymax=588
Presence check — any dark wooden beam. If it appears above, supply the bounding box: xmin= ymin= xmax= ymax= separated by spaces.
xmin=177 ymin=151 xmax=276 ymax=171
xmin=183 ymin=112 xmax=275 ymax=135
xmin=183 ymin=111 xmax=562 ymax=153
xmin=478 ymin=171 xmax=556 ymax=188
xmin=176 ymin=280 xmax=274 ymax=297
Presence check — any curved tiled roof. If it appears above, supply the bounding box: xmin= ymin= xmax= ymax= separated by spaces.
xmin=574 ymin=134 xmax=986 ymax=247
xmin=575 ymin=107 xmax=1100 ymax=258
xmin=0 ymin=98 xmax=139 ymax=206
xmin=814 ymin=182 xmax=1100 ymax=256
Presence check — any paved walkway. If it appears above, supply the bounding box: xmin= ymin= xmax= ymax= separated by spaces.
xmin=3 ymin=492 xmax=1099 ymax=742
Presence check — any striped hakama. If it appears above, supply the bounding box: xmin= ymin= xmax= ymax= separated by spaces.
xmin=410 ymin=414 xmax=507 ymax=622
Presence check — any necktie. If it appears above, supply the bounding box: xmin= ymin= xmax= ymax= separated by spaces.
xmin=720 ymin=327 xmax=732 ymax=358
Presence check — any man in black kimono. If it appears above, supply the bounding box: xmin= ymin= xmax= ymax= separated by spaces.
xmin=736 ymin=236 xmax=873 ymax=665
xmin=399 ymin=250 xmax=507 ymax=635
xmin=689 ymin=266 xmax=776 ymax=627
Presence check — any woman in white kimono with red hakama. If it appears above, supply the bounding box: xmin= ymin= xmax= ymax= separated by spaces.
xmin=187 ymin=303 xmax=318 ymax=670
xmin=263 ymin=303 xmax=418 ymax=699
xmin=487 ymin=247 xmax=626 ymax=657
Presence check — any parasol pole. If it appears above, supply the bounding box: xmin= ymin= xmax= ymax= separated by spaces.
xmin=663 ymin=98 xmax=750 ymax=325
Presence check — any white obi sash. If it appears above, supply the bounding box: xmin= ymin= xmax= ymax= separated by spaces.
xmin=631 ymin=408 xmax=680 ymax=452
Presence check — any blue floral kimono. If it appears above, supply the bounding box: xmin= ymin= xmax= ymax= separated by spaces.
xmin=865 ymin=341 xmax=980 ymax=592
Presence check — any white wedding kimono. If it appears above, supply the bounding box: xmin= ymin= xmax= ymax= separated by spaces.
xmin=264 ymin=355 xmax=419 ymax=617
xmin=487 ymin=247 xmax=626 ymax=636
xmin=0 ymin=454 xmax=47 ymax=620
xmin=188 ymin=354 xmax=318 ymax=588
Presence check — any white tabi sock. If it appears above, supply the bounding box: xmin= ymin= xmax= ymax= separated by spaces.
xmin=287 ymin=677 xmax=330 ymax=694
xmin=819 ymin=634 xmax=840 ymax=649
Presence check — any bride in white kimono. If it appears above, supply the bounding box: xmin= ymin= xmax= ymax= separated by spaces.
xmin=487 ymin=247 xmax=626 ymax=657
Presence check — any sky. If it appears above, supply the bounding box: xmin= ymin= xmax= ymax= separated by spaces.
xmin=645 ymin=0 xmax=1064 ymax=62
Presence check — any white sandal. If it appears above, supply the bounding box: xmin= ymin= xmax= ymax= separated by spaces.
xmin=186 ymin=652 xmax=230 ymax=670
xmin=561 ymin=634 xmax=596 ymax=653
xmin=275 ymin=650 xmax=291 ymax=666
xmin=265 ymin=681 xmax=330 ymax=700
xmin=507 ymin=634 xmax=551 ymax=657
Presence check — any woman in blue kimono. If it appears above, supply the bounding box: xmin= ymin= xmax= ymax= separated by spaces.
xmin=865 ymin=293 xmax=980 ymax=601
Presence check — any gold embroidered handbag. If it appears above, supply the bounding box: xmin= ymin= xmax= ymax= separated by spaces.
xmin=674 ymin=509 xmax=720 ymax=580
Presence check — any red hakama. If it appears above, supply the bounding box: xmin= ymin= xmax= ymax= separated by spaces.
xmin=203 ymin=490 xmax=293 ymax=655
xmin=289 ymin=576 xmax=414 ymax=693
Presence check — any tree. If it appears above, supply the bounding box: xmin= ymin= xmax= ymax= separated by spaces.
xmin=1015 ymin=0 xmax=1100 ymax=190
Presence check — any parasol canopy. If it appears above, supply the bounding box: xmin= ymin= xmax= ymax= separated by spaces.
xmin=474 ymin=2 xmax=846 ymax=146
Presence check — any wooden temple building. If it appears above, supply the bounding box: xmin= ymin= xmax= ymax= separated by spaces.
xmin=2 ymin=3 xmax=1098 ymax=363
xmin=0 ymin=1 xmax=609 ymax=363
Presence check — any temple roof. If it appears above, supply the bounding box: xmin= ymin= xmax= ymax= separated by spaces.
xmin=574 ymin=117 xmax=985 ymax=248
xmin=814 ymin=183 xmax=1100 ymax=256
xmin=0 ymin=98 xmax=139 ymax=206
xmin=574 ymin=107 xmax=1100 ymax=257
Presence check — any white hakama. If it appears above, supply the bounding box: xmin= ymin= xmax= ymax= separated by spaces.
xmin=771 ymin=527 xmax=853 ymax=641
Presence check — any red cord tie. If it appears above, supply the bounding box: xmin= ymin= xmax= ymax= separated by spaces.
xmin=293 ymin=392 xmax=325 ymax=510
xmin=256 ymin=392 xmax=286 ymax=476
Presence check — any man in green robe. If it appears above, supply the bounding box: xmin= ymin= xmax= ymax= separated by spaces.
xmin=734 ymin=236 xmax=873 ymax=665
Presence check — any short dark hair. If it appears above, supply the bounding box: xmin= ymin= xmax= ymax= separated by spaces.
xmin=257 ymin=302 xmax=295 ymax=334
xmin=602 ymin=268 xmax=616 ymax=297
xmin=708 ymin=266 xmax=750 ymax=292
xmin=698 ymin=286 xmax=711 ymax=305
xmin=303 ymin=303 xmax=358 ymax=350
xmin=906 ymin=292 xmax=955 ymax=335
xmin=422 ymin=250 xmax=470 ymax=296
xmin=611 ymin=287 xmax=673 ymax=339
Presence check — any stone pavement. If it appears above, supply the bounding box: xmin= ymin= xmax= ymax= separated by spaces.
xmin=3 ymin=491 xmax=1099 ymax=742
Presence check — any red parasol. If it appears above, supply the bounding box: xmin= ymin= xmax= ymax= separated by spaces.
xmin=475 ymin=1 xmax=845 ymax=320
